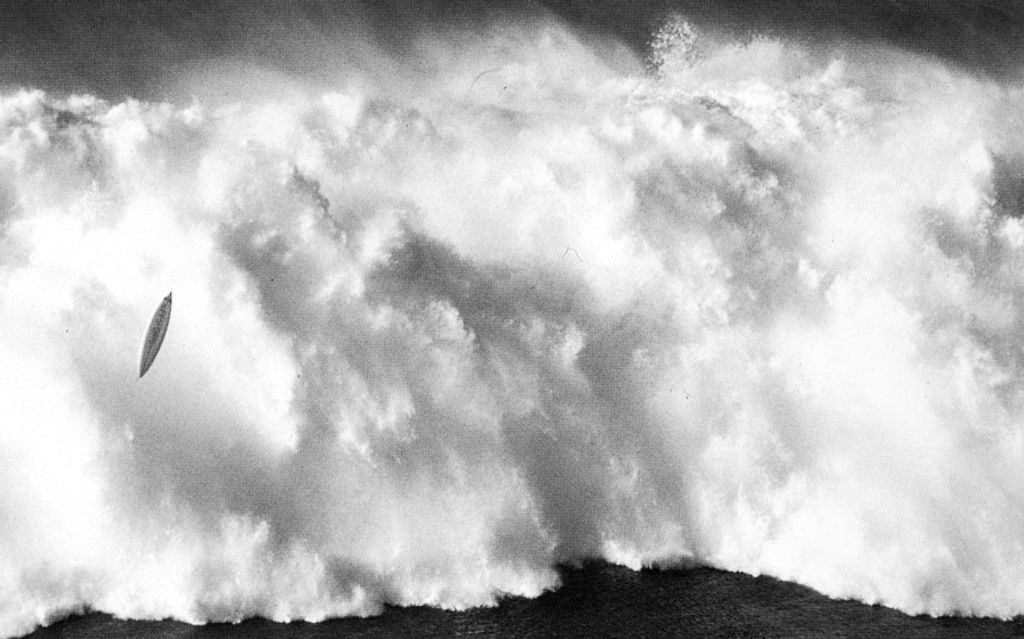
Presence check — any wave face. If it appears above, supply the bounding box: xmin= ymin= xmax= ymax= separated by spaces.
xmin=3 ymin=11 xmax=1024 ymax=637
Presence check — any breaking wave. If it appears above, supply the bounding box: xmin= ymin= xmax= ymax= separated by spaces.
xmin=3 ymin=13 xmax=1024 ymax=637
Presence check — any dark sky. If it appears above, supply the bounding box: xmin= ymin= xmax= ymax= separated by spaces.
xmin=549 ymin=1 xmax=1024 ymax=76
xmin=1 ymin=0 xmax=1022 ymax=100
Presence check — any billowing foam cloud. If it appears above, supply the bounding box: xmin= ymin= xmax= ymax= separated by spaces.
xmin=3 ymin=16 xmax=1024 ymax=637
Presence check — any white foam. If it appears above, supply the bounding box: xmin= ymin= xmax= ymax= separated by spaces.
xmin=2 ymin=16 xmax=1024 ymax=637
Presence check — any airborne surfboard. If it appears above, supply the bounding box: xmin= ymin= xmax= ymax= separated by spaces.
xmin=139 ymin=292 xmax=172 ymax=378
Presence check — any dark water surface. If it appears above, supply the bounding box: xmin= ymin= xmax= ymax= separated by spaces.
xmin=26 ymin=563 xmax=1024 ymax=639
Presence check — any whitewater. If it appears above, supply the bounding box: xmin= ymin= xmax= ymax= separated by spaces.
xmin=3 ymin=13 xmax=1024 ymax=637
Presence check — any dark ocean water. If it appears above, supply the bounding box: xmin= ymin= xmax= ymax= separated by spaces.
xmin=25 ymin=563 xmax=1024 ymax=639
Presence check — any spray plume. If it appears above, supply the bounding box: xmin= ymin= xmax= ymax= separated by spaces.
xmin=2 ymin=8 xmax=1024 ymax=637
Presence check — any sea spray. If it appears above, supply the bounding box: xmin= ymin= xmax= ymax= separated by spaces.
xmin=2 ymin=16 xmax=1024 ymax=638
